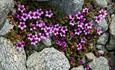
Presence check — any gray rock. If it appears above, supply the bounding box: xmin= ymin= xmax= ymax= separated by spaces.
xmin=27 ymin=48 xmax=70 ymax=70
xmin=85 ymin=53 xmax=96 ymax=61
xmin=0 ymin=37 xmax=27 ymax=70
xmin=98 ymin=50 xmax=105 ymax=55
xmin=33 ymin=0 xmax=49 ymax=1
xmin=106 ymin=35 xmax=115 ymax=51
xmin=0 ymin=19 xmax=14 ymax=36
xmin=109 ymin=52 xmax=115 ymax=69
xmin=71 ymin=65 xmax=84 ymax=70
xmin=50 ymin=0 xmax=84 ymax=15
xmin=0 ymin=0 xmax=14 ymax=29
xmin=89 ymin=57 xmax=109 ymax=70
xmin=42 ymin=37 xmax=52 ymax=47
xmin=98 ymin=19 xmax=108 ymax=32
xmin=97 ymin=33 xmax=109 ymax=45
xmin=96 ymin=0 xmax=108 ymax=7
xmin=109 ymin=14 xmax=115 ymax=36
xmin=96 ymin=45 xmax=103 ymax=50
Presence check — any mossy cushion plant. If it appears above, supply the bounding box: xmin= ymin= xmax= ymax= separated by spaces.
xmin=9 ymin=1 xmax=108 ymax=68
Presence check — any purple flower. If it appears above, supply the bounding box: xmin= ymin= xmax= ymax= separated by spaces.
xmin=78 ymin=22 xmax=84 ymax=29
xmin=33 ymin=11 xmax=40 ymax=19
xmin=81 ymin=37 xmax=87 ymax=43
xmin=30 ymin=23 xmax=36 ymax=30
xmin=36 ymin=20 xmax=45 ymax=28
xmin=15 ymin=13 xmax=22 ymax=21
xmin=61 ymin=26 xmax=68 ymax=33
xmin=84 ymin=64 xmax=90 ymax=70
xmin=56 ymin=40 xmax=61 ymax=46
xmin=69 ymin=20 xmax=75 ymax=26
xmin=53 ymin=28 xmax=59 ymax=36
xmin=99 ymin=9 xmax=107 ymax=18
xmin=37 ymin=9 xmax=44 ymax=16
xmin=45 ymin=10 xmax=53 ymax=18
xmin=74 ymin=28 xmax=82 ymax=35
xmin=18 ymin=22 xmax=26 ymax=30
xmin=76 ymin=12 xmax=84 ymax=20
xmin=96 ymin=27 xmax=103 ymax=35
xmin=28 ymin=11 xmax=34 ymax=19
xmin=35 ymin=33 xmax=41 ymax=42
xmin=16 ymin=42 xmax=25 ymax=48
xmin=27 ymin=33 xmax=34 ymax=41
xmin=68 ymin=15 xmax=75 ymax=20
xmin=95 ymin=15 xmax=102 ymax=23
xmin=54 ymin=24 xmax=60 ymax=31
xmin=27 ymin=33 xmax=40 ymax=45
xmin=85 ymin=22 xmax=93 ymax=29
xmin=60 ymin=32 xmax=66 ymax=37
xmin=21 ymin=13 xmax=28 ymax=21
xmin=77 ymin=43 xmax=82 ymax=51
xmin=44 ymin=26 xmax=52 ymax=36
xmin=82 ymin=8 xmax=89 ymax=14
xmin=83 ymin=29 xmax=90 ymax=35
xmin=78 ymin=17 xmax=86 ymax=22
xmin=79 ymin=59 xmax=85 ymax=65
xmin=31 ymin=38 xmax=38 ymax=45
xmin=18 ymin=4 xmax=25 ymax=12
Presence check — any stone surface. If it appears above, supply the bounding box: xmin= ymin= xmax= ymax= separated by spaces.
xmin=0 ymin=0 xmax=14 ymax=29
xmin=89 ymin=57 xmax=109 ymax=70
xmin=85 ymin=53 xmax=96 ymax=60
xmin=98 ymin=50 xmax=105 ymax=55
xmin=50 ymin=0 xmax=84 ymax=15
xmin=97 ymin=33 xmax=109 ymax=45
xmin=33 ymin=0 xmax=49 ymax=1
xmin=96 ymin=45 xmax=103 ymax=50
xmin=110 ymin=14 xmax=115 ymax=36
xmin=106 ymin=35 xmax=115 ymax=51
xmin=71 ymin=65 xmax=84 ymax=70
xmin=27 ymin=47 xmax=70 ymax=70
xmin=42 ymin=37 xmax=52 ymax=46
xmin=0 ymin=19 xmax=14 ymax=36
xmin=109 ymin=52 xmax=115 ymax=69
xmin=98 ymin=19 xmax=108 ymax=32
xmin=0 ymin=37 xmax=27 ymax=70
xmin=96 ymin=0 xmax=108 ymax=7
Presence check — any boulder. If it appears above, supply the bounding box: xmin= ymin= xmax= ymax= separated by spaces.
xmin=106 ymin=35 xmax=115 ymax=51
xmin=71 ymin=65 xmax=84 ymax=70
xmin=50 ymin=0 xmax=84 ymax=15
xmin=0 ymin=0 xmax=14 ymax=29
xmin=85 ymin=53 xmax=96 ymax=61
xmin=98 ymin=19 xmax=108 ymax=32
xmin=96 ymin=0 xmax=108 ymax=7
xmin=97 ymin=33 xmax=109 ymax=45
xmin=27 ymin=47 xmax=70 ymax=70
xmin=42 ymin=37 xmax=52 ymax=47
xmin=89 ymin=57 xmax=109 ymax=70
xmin=109 ymin=14 xmax=115 ymax=36
xmin=0 ymin=37 xmax=27 ymax=70
xmin=33 ymin=0 xmax=49 ymax=1
xmin=0 ymin=19 xmax=14 ymax=36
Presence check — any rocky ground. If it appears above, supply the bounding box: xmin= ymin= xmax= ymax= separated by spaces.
xmin=0 ymin=0 xmax=115 ymax=70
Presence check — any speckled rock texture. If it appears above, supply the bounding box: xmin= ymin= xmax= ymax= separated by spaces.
xmin=0 ymin=19 xmax=14 ymax=36
xmin=89 ymin=57 xmax=109 ymax=70
xmin=96 ymin=0 xmax=108 ymax=7
xmin=50 ymin=0 xmax=84 ymax=15
xmin=0 ymin=37 xmax=27 ymax=70
xmin=27 ymin=48 xmax=70 ymax=70
xmin=97 ymin=33 xmax=109 ymax=45
xmin=0 ymin=0 xmax=14 ymax=29
xmin=71 ymin=66 xmax=84 ymax=70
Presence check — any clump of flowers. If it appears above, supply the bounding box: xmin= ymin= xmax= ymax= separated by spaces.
xmin=12 ymin=3 xmax=107 ymax=67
